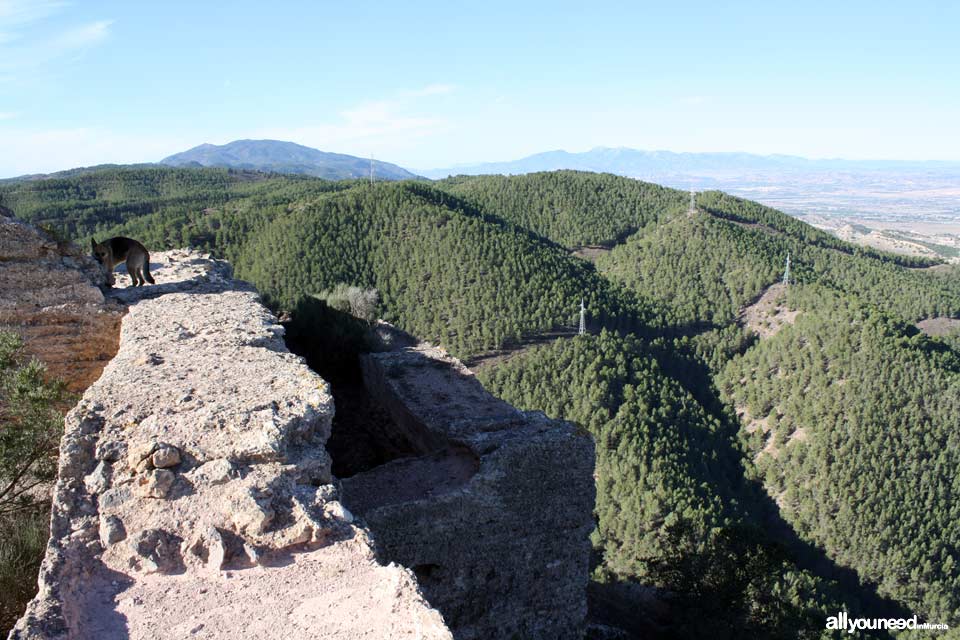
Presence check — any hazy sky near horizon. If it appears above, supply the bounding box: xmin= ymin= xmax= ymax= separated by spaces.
xmin=1 ymin=0 xmax=958 ymax=176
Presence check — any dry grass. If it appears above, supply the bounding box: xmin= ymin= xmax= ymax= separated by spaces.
xmin=0 ymin=508 xmax=50 ymax=636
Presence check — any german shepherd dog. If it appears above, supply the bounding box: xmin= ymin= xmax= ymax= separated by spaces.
xmin=91 ymin=237 xmax=155 ymax=287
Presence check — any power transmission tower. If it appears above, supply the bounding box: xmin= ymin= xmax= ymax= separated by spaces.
xmin=690 ymin=190 xmax=696 ymax=210
xmin=783 ymin=253 xmax=791 ymax=286
xmin=579 ymin=298 xmax=587 ymax=335
xmin=370 ymin=155 xmax=375 ymax=185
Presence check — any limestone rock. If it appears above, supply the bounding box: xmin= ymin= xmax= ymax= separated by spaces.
xmin=188 ymin=458 xmax=234 ymax=485
xmin=99 ymin=514 xmax=126 ymax=546
xmin=0 ymin=213 xmax=123 ymax=393
xmin=129 ymin=528 xmax=183 ymax=574
xmin=95 ymin=438 xmax=126 ymax=462
xmin=83 ymin=461 xmax=111 ymax=494
xmin=151 ymin=444 xmax=181 ymax=469
xmin=137 ymin=469 xmax=175 ymax=499
xmin=181 ymin=527 xmax=227 ymax=574
xmin=127 ymin=441 xmax=158 ymax=472
xmin=323 ymin=500 xmax=354 ymax=524
xmin=230 ymin=489 xmax=275 ymax=536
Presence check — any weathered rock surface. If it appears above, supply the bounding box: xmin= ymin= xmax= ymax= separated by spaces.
xmin=11 ymin=250 xmax=450 ymax=640
xmin=0 ymin=214 xmax=123 ymax=392
xmin=342 ymin=333 xmax=596 ymax=640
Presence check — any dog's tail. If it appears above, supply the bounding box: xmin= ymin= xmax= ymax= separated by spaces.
xmin=143 ymin=255 xmax=155 ymax=284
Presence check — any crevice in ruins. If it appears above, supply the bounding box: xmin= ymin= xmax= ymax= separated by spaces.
xmin=280 ymin=298 xmax=422 ymax=478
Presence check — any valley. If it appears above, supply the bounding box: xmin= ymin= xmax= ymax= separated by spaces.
xmin=800 ymin=215 xmax=960 ymax=263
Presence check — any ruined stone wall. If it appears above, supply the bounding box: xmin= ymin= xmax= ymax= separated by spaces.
xmin=10 ymin=250 xmax=450 ymax=640
xmin=342 ymin=339 xmax=596 ymax=640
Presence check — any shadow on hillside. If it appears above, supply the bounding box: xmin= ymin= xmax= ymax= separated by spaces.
xmin=757 ymin=486 xmax=914 ymax=621
xmin=588 ymin=484 xmax=910 ymax=638
xmin=658 ymin=352 xmax=912 ymax=632
xmin=587 ymin=580 xmax=671 ymax=639
xmin=714 ymin=412 xmax=911 ymax=620
xmin=578 ymin=339 xmax=913 ymax=638
xmin=464 ymin=327 xmax=579 ymax=371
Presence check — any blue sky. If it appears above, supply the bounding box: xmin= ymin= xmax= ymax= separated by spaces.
xmin=0 ymin=0 xmax=958 ymax=176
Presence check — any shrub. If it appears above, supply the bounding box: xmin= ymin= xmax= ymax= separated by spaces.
xmin=314 ymin=284 xmax=380 ymax=325
xmin=0 ymin=331 xmax=67 ymax=635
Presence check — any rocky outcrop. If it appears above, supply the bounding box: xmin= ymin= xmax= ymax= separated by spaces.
xmin=342 ymin=330 xmax=596 ymax=640
xmin=11 ymin=251 xmax=450 ymax=640
xmin=0 ymin=214 xmax=123 ymax=392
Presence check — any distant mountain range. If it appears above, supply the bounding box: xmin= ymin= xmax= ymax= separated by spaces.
xmin=420 ymin=147 xmax=960 ymax=179
xmin=161 ymin=139 xmax=418 ymax=181
xmin=8 ymin=141 xmax=957 ymax=185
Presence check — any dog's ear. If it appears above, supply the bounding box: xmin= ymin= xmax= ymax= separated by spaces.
xmin=90 ymin=238 xmax=97 ymax=250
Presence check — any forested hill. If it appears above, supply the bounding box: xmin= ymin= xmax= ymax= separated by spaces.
xmin=719 ymin=285 xmax=960 ymax=623
xmin=596 ymin=192 xmax=958 ymax=328
xmin=0 ymin=168 xmax=663 ymax=354
xmin=437 ymin=171 xmax=689 ymax=248
xmin=229 ymin=181 xmax=657 ymax=354
xmin=2 ymin=165 xmax=959 ymax=636
xmin=0 ymin=165 xmax=349 ymax=238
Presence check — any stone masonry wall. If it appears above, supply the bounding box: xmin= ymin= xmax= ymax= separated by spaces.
xmin=342 ymin=335 xmax=596 ymax=640
xmin=10 ymin=250 xmax=450 ymax=640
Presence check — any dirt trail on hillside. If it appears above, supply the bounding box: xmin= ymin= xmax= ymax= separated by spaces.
xmin=917 ymin=317 xmax=960 ymax=336
xmin=570 ymin=246 xmax=611 ymax=262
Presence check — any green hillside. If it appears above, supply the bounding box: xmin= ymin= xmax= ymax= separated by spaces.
xmin=718 ymin=285 xmax=960 ymax=623
xmin=0 ymin=166 xmax=348 ymax=243
xmin=477 ymin=331 xmax=848 ymax=636
xmin=3 ymin=165 xmax=959 ymax=636
xmin=2 ymin=169 xmax=659 ymax=355
xmin=230 ymin=182 xmax=654 ymax=354
xmin=597 ymin=210 xmax=782 ymax=327
xmin=437 ymin=171 xmax=689 ymax=248
xmin=596 ymin=193 xmax=960 ymax=327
